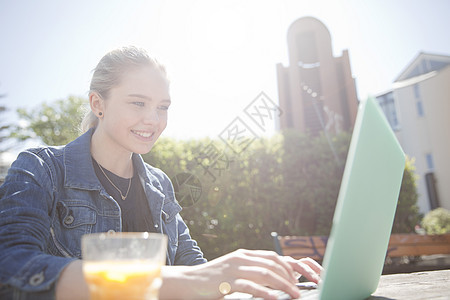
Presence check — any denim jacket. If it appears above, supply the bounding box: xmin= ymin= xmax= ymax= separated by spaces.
xmin=0 ymin=129 xmax=206 ymax=299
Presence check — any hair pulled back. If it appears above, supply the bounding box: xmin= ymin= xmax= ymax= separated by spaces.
xmin=81 ymin=46 xmax=167 ymax=132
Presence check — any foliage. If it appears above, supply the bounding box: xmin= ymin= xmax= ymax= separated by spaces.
xmin=14 ymin=96 xmax=421 ymax=260
xmin=145 ymin=131 xmax=421 ymax=260
xmin=421 ymin=208 xmax=450 ymax=234
xmin=11 ymin=96 xmax=87 ymax=146
xmin=0 ymin=91 xmax=12 ymax=153
xmin=391 ymin=157 xmax=422 ymax=233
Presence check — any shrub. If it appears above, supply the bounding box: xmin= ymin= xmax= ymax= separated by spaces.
xmin=422 ymin=208 xmax=450 ymax=234
xmin=144 ymin=131 xmax=421 ymax=260
xmin=392 ymin=157 xmax=421 ymax=233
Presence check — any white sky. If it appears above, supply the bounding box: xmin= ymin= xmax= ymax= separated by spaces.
xmin=1 ymin=0 xmax=450 ymax=149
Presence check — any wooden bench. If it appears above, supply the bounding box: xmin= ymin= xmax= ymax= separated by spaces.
xmin=271 ymin=232 xmax=450 ymax=262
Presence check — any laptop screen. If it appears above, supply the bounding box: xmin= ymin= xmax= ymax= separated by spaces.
xmin=318 ymin=98 xmax=405 ymax=299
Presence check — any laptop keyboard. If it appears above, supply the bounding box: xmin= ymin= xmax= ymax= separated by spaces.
xmin=299 ymin=289 xmax=320 ymax=299
xmin=224 ymin=282 xmax=319 ymax=299
xmin=252 ymin=289 xmax=319 ymax=300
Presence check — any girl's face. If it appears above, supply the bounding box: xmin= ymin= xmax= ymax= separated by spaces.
xmin=96 ymin=66 xmax=171 ymax=155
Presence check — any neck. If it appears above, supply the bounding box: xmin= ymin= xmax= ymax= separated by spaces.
xmin=90 ymin=128 xmax=134 ymax=178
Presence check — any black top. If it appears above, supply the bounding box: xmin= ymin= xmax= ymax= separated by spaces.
xmin=92 ymin=158 xmax=156 ymax=233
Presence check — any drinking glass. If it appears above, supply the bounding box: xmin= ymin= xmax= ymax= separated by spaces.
xmin=82 ymin=232 xmax=167 ymax=300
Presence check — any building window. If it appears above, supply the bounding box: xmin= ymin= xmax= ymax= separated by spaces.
xmin=391 ymin=110 xmax=399 ymax=128
xmin=413 ymin=84 xmax=424 ymax=117
xmin=413 ymin=84 xmax=425 ymax=117
xmin=416 ymin=100 xmax=425 ymax=117
xmin=425 ymin=153 xmax=435 ymax=171
xmin=413 ymin=84 xmax=421 ymax=98
xmin=376 ymin=92 xmax=399 ymax=130
xmin=387 ymin=93 xmax=399 ymax=129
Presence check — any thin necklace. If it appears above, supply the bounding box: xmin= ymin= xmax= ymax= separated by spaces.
xmin=96 ymin=161 xmax=132 ymax=201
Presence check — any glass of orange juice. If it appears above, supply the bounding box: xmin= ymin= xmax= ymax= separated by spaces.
xmin=81 ymin=232 xmax=167 ymax=300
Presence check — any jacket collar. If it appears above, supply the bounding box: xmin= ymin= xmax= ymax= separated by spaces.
xmin=62 ymin=128 xmax=181 ymax=224
xmin=132 ymin=153 xmax=182 ymax=224
xmin=63 ymin=128 xmax=100 ymax=190
xmin=63 ymin=128 xmax=168 ymax=200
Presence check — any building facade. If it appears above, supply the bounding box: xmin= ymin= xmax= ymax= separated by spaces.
xmin=276 ymin=17 xmax=359 ymax=135
xmin=376 ymin=52 xmax=450 ymax=213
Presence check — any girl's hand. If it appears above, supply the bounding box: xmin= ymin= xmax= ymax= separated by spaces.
xmin=161 ymin=249 xmax=323 ymax=299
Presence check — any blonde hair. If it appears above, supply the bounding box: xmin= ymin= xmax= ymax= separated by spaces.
xmin=81 ymin=46 xmax=168 ymax=132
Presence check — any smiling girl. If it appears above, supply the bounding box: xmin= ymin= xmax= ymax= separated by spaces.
xmin=0 ymin=46 xmax=321 ymax=300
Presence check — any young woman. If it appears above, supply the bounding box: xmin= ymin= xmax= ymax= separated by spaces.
xmin=0 ymin=46 xmax=321 ymax=299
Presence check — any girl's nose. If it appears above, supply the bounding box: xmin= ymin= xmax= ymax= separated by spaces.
xmin=143 ymin=108 xmax=159 ymax=124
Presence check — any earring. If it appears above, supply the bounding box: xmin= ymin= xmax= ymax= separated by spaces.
xmin=98 ymin=112 xmax=103 ymax=117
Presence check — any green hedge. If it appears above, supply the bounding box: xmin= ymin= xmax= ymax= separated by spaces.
xmin=143 ymin=131 xmax=420 ymax=260
xmin=422 ymin=208 xmax=450 ymax=234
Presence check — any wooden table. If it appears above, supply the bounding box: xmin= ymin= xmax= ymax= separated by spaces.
xmin=226 ymin=269 xmax=450 ymax=299
xmin=368 ymin=269 xmax=450 ymax=299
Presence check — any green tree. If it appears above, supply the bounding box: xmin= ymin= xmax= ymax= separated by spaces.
xmin=11 ymin=96 xmax=87 ymax=145
xmin=143 ymin=131 xmax=421 ymax=260
xmin=13 ymin=95 xmax=421 ymax=259
xmin=392 ymin=157 xmax=422 ymax=233
xmin=0 ymin=87 xmax=12 ymax=153
xmin=146 ymin=132 xmax=343 ymax=258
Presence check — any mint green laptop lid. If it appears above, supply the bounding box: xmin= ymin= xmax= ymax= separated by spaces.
xmin=319 ymin=97 xmax=406 ymax=300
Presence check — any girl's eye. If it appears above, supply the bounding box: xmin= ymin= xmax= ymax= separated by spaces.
xmin=158 ymin=105 xmax=170 ymax=111
xmin=133 ymin=102 xmax=145 ymax=107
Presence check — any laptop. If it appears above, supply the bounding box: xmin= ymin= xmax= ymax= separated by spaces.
xmin=303 ymin=97 xmax=405 ymax=299
xmin=228 ymin=97 xmax=406 ymax=299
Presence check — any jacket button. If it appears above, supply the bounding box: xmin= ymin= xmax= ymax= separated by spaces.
xmin=63 ymin=215 xmax=74 ymax=225
xmin=29 ymin=271 xmax=45 ymax=286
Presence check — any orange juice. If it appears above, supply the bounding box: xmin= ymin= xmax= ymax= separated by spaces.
xmin=83 ymin=260 xmax=162 ymax=300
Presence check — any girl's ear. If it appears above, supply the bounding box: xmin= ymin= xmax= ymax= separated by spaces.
xmin=89 ymin=92 xmax=104 ymax=117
